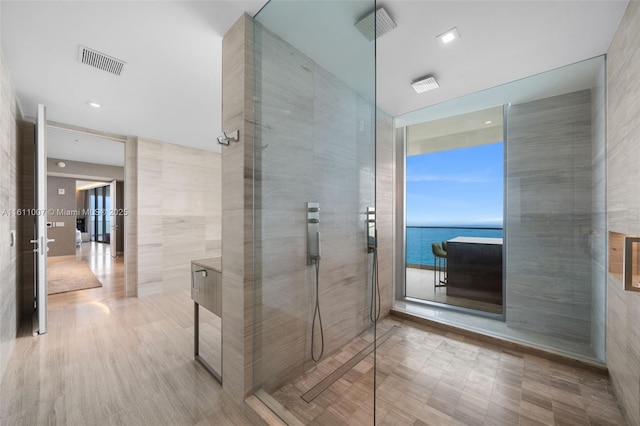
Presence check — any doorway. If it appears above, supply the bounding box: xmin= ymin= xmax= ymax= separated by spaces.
xmin=45 ymin=125 xmax=126 ymax=308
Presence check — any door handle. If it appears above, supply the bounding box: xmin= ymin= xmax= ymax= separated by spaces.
xmin=47 ymin=238 xmax=55 ymax=244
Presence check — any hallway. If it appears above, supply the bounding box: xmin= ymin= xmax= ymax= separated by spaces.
xmin=0 ymin=244 xmax=244 ymax=425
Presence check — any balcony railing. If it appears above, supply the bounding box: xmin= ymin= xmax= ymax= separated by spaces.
xmin=406 ymin=226 xmax=503 ymax=268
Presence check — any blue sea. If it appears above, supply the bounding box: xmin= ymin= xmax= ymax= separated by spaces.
xmin=406 ymin=226 xmax=503 ymax=266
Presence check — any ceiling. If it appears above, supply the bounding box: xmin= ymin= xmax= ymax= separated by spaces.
xmin=48 ymin=127 xmax=125 ymax=167
xmin=0 ymin=0 xmax=629 ymax=163
xmin=1 ymin=0 xmax=266 ymax=156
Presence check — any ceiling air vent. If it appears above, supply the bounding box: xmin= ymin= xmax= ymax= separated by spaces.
xmin=78 ymin=46 xmax=126 ymax=76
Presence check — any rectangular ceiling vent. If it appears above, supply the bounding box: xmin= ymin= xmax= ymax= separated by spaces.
xmin=78 ymin=46 xmax=126 ymax=76
xmin=355 ymin=7 xmax=397 ymax=41
xmin=411 ymin=76 xmax=440 ymax=94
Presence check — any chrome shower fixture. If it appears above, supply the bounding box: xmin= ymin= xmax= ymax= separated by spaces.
xmin=216 ymin=130 xmax=239 ymax=146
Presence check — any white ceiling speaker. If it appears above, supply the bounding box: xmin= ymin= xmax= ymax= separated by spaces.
xmin=355 ymin=7 xmax=397 ymax=41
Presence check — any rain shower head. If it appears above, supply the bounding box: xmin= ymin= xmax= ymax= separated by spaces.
xmin=355 ymin=7 xmax=397 ymax=41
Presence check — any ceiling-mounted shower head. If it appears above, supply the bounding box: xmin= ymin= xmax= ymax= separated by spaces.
xmin=355 ymin=7 xmax=397 ymax=42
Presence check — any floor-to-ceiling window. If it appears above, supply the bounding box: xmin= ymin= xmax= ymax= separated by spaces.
xmin=88 ymin=185 xmax=110 ymax=243
xmin=404 ymin=106 xmax=505 ymax=316
xmin=396 ymin=56 xmax=607 ymax=363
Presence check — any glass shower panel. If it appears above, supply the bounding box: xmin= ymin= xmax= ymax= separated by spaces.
xmin=505 ymin=57 xmax=607 ymax=360
xmin=252 ymin=0 xmax=377 ymax=423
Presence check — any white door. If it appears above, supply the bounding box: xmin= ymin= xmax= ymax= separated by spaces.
xmin=31 ymin=104 xmax=53 ymax=335
xmin=110 ymin=180 xmax=117 ymax=258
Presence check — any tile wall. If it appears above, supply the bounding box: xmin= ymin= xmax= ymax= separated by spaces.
xmin=506 ymin=90 xmax=597 ymax=344
xmin=0 ymin=52 xmax=21 ymax=379
xmin=136 ymin=138 xmax=222 ymax=295
xmin=606 ymin=1 xmax=640 ymax=424
xmin=220 ymin=13 xmax=394 ymax=405
xmin=252 ymin=21 xmax=392 ymax=392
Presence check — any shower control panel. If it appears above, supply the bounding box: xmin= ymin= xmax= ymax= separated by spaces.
xmin=307 ymin=202 xmax=321 ymax=264
xmin=367 ymin=207 xmax=376 ymax=253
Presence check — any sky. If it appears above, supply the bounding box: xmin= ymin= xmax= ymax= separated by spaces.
xmin=406 ymin=142 xmax=504 ymax=227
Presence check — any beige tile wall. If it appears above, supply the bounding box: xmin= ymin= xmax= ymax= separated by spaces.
xmin=250 ymin=20 xmax=394 ymax=394
xmin=0 ymin=52 xmax=21 ymax=380
xmin=377 ymin=110 xmax=394 ymax=316
xmin=136 ymin=138 xmax=222 ymax=296
xmin=221 ymin=13 xmax=255 ymax=406
xmin=124 ymin=137 xmax=138 ymax=297
xmin=606 ymin=1 xmax=640 ymax=424
xmin=506 ymin=90 xmax=595 ymax=344
xmin=590 ymin=61 xmax=607 ymax=361
xmin=220 ymin=13 xmax=394 ymax=406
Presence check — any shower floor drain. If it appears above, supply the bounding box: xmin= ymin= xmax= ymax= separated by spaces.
xmin=300 ymin=325 xmax=399 ymax=403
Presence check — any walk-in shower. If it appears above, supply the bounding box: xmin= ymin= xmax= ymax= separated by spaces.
xmin=250 ymin=0 xmax=388 ymax=423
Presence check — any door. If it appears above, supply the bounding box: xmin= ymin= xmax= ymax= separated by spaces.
xmin=110 ymin=179 xmax=117 ymax=258
xmin=31 ymin=104 xmax=53 ymax=335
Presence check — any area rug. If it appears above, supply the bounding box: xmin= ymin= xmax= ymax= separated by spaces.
xmin=47 ymin=256 xmax=103 ymax=295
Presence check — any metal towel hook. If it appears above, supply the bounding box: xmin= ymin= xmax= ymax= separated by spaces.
xmin=216 ymin=130 xmax=239 ymax=145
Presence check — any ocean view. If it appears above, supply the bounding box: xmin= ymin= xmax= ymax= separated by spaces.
xmin=406 ymin=226 xmax=503 ymax=266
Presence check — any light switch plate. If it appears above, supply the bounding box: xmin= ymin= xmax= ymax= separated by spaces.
xmin=55 ymin=222 xmax=64 ymax=227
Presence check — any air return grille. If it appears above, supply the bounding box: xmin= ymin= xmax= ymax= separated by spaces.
xmin=78 ymin=46 xmax=126 ymax=76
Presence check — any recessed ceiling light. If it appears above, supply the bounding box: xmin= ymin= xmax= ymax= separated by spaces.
xmin=411 ymin=76 xmax=439 ymax=94
xmin=56 ymin=161 xmax=66 ymax=168
xmin=87 ymin=101 xmax=101 ymax=108
xmin=485 ymin=120 xmax=493 ymax=125
xmin=437 ymin=27 xmax=460 ymax=45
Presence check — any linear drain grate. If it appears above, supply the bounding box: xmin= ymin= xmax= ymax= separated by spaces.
xmin=300 ymin=326 xmax=399 ymax=403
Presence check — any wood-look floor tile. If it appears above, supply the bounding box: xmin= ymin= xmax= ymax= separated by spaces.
xmin=0 ymin=243 xmax=243 ymax=426
xmin=267 ymin=317 xmax=627 ymax=425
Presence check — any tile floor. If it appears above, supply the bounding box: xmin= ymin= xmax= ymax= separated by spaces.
xmin=0 ymin=243 xmax=240 ymax=426
xmin=0 ymin=243 xmax=628 ymax=425
xmin=269 ymin=318 xmax=627 ymax=426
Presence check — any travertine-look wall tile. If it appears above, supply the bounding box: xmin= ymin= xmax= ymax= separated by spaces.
xmin=221 ymin=14 xmax=256 ymax=407
xmin=590 ymin=61 xmax=607 ymax=361
xmin=250 ymin=19 xmax=392 ymax=395
xmin=0 ymin=52 xmax=22 ymax=380
xmin=125 ymin=137 xmax=138 ymax=297
xmin=221 ymin=12 xmax=393 ymax=410
xmin=606 ymin=2 xmax=640 ymax=424
xmin=136 ymin=138 xmax=221 ymax=296
xmin=506 ymin=90 xmax=596 ymax=344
